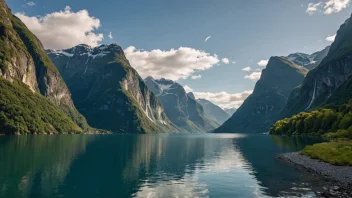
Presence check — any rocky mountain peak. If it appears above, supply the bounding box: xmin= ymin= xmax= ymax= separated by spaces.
xmin=145 ymin=77 xmax=220 ymax=132
xmin=145 ymin=76 xmax=155 ymax=81
xmin=46 ymin=43 xmax=124 ymax=60
xmin=328 ymin=14 xmax=352 ymax=55
xmin=215 ymin=56 xmax=307 ymax=133
xmin=281 ymin=13 xmax=352 ymax=117
xmin=144 ymin=76 xmax=163 ymax=96
xmin=48 ymin=43 xmax=176 ymax=133
xmin=187 ymin=92 xmax=196 ymax=100
xmin=157 ymin=78 xmax=175 ymax=86
xmin=285 ymin=46 xmax=331 ymax=70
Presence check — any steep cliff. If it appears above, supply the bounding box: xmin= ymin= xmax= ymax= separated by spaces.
xmin=144 ymin=77 xmax=220 ymax=132
xmin=47 ymin=44 xmax=176 ymax=133
xmin=214 ymin=57 xmax=308 ymax=133
xmin=0 ymin=0 xmax=89 ymax=134
xmin=224 ymin=108 xmax=237 ymax=116
xmin=281 ymin=14 xmax=352 ymax=118
xmin=286 ymin=46 xmax=330 ymax=70
xmin=196 ymin=98 xmax=231 ymax=124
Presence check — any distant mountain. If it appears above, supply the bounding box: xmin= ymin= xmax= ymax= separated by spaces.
xmin=144 ymin=77 xmax=220 ymax=132
xmin=286 ymin=46 xmax=330 ymax=70
xmin=281 ymin=13 xmax=352 ymax=118
xmin=224 ymin=108 xmax=237 ymax=116
xmin=196 ymin=98 xmax=231 ymax=124
xmin=0 ymin=0 xmax=90 ymax=134
xmin=214 ymin=57 xmax=308 ymax=133
xmin=47 ymin=44 xmax=176 ymax=134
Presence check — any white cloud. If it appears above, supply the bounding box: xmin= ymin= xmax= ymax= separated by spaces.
xmin=15 ymin=6 xmax=103 ymax=49
xmin=306 ymin=2 xmax=322 ymax=15
xmin=257 ymin=59 xmax=269 ymax=67
xmin=241 ymin=66 xmax=252 ymax=72
xmin=326 ymin=33 xmax=337 ymax=42
xmin=26 ymin=1 xmax=35 ymax=6
xmin=191 ymin=75 xmax=201 ymax=80
xmin=244 ymin=71 xmax=262 ymax=81
xmin=306 ymin=0 xmax=350 ymax=15
xmin=108 ymin=32 xmax=113 ymax=39
xmin=324 ymin=0 xmax=350 ymax=14
xmin=231 ymin=61 xmax=237 ymax=64
xmin=205 ymin=36 xmax=211 ymax=42
xmin=193 ymin=90 xmax=253 ymax=109
xmin=125 ymin=46 xmax=219 ymax=80
xmin=183 ymin=85 xmax=193 ymax=93
xmin=222 ymin=58 xmax=230 ymax=64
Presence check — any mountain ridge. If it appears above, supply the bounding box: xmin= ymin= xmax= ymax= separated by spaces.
xmin=196 ymin=98 xmax=231 ymax=125
xmin=0 ymin=0 xmax=90 ymax=134
xmin=47 ymin=43 xmax=177 ymax=134
xmin=214 ymin=56 xmax=308 ymax=133
xmin=281 ymin=13 xmax=352 ymax=118
xmin=144 ymin=76 xmax=220 ymax=132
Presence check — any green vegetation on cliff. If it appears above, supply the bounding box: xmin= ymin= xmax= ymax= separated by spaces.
xmin=0 ymin=0 xmax=91 ymax=133
xmin=0 ymin=79 xmax=82 ymax=134
xmin=270 ymin=100 xmax=352 ymax=139
xmin=214 ymin=56 xmax=308 ymax=133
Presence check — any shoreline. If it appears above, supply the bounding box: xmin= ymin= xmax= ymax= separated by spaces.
xmin=278 ymin=152 xmax=352 ymax=197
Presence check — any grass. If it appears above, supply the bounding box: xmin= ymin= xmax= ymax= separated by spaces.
xmin=302 ymin=141 xmax=352 ymax=166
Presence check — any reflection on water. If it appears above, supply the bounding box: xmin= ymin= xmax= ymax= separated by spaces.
xmin=0 ymin=134 xmax=323 ymax=198
xmin=0 ymin=135 xmax=90 ymax=198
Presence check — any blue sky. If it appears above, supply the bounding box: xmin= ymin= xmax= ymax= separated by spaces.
xmin=6 ymin=0 xmax=352 ymax=108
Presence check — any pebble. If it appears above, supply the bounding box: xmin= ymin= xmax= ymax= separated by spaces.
xmin=277 ymin=152 xmax=352 ymax=197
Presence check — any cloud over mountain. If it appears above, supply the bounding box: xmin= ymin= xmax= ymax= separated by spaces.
xmin=326 ymin=33 xmax=337 ymax=42
xmin=193 ymin=90 xmax=253 ymax=109
xmin=191 ymin=75 xmax=202 ymax=80
xmin=244 ymin=71 xmax=261 ymax=81
xmin=16 ymin=6 xmax=103 ymax=49
xmin=183 ymin=85 xmax=194 ymax=93
xmin=257 ymin=59 xmax=268 ymax=67
xmin=125 ymin=46 xmax=220 ymax=80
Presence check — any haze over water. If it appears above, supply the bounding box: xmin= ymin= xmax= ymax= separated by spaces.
xmin=0 ymin=134 xmax=324 ymax=197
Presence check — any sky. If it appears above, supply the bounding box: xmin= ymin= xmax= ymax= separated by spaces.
xmin=6 ymin=0 xmax=352 ymax=109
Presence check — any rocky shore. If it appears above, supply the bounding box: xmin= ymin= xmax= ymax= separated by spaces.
xmin=278 ymin=152 xmax=352 ymax=197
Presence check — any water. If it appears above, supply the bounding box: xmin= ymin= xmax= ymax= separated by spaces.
xmin=0 ymin=134 xmax=324 ymax=198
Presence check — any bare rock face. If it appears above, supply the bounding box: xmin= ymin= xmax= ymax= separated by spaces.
xmin=196 ymin=98 xmax=230 ymax=125
xmin=281 ymin=13 xmax=352 ymax=117
xmin=0 ymin=0 xmax=89 ymax=131
xmin=286 ymin=46 xmax=330 ymax=70
xmin=144 ymin=77 xmax=220 ymax=132
xmin=214 ymin=57 xmax=308 ymax=133
xmin=47 ymin=44 xmax=176 ymax=133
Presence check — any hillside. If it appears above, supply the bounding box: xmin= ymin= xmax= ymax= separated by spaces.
xmin=0 ymin=0 xmax=89 ymax=134
xmin=214 ymin=57 xmax=308 ymax=133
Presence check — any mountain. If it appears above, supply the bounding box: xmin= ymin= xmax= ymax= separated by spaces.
xmin=144 ymin=77 xmax=220 ymax=132
xmin=224 ymin=108 xmax=237 ymax=116
xmin=281 ymin=13 xmax=352 ymax=118
xmin=0 ymin=0 xmax=90 ymax=134
xmin=47 ymin=44 xmax=176 ymax=134
xmin=187 ymin=92 xmax=196 ymax=100
xmin=286 ymin=46 xmax=330 ymax=70
xmin=196 ymin=99 xmax=231 ymax=124
xmin=214 ymin=57 xmax=308 ymax=133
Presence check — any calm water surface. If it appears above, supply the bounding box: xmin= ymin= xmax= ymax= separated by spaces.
xmin=0 ymin=134 xmax=324 ymax=198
